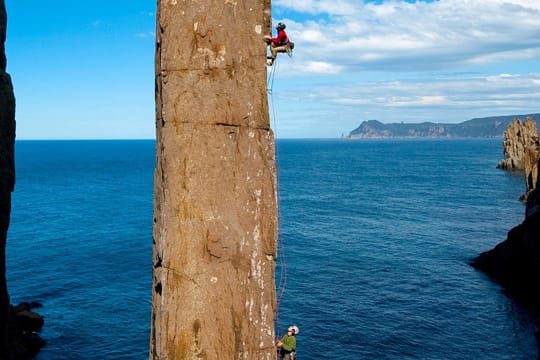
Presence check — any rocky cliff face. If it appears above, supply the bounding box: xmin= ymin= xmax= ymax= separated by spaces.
xmin=470 ymin=117 xmax=540 ymax=353
xmin=151 ymin=1 xmax=277 ymax=359
xmin=470 ymin=180 xmax=540 ymax=303
xmin=521 ymin=139 xmax=540 ymax=201
xmin=496 ymin=118 xmax=538 ymax=171
xmin=471 ymin=120 xmax=540 ymax=301
xmin=0 ymin=0 xmax=15 ymax=355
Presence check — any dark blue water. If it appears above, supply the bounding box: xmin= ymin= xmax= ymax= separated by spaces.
xmin=7 ymin=139 xmax=538 ymax=359
xmin=9 ymin=140 xmax=154 ymax=359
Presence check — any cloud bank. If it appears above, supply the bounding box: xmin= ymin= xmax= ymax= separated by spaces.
xmin=274 ymin=0 xmax=540 ymax=74
xmin=267 ymin=0 xmax=540 ymax=136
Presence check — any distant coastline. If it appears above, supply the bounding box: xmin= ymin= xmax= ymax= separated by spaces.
xmin=347 ymin=113 xmax=540 ymax=139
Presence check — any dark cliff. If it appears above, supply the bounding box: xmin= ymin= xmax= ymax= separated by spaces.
xmin=471 ymin=119 xmax=540 ymax=301
xmin=1 ymin=3 xmax=46 ymax=358
xmin=348 ymin=114 xmax=540 ymax=139
xmin=470 ymin=183 xmax=540 ymax=303
xmin=0 ymin=0 xmax=15 ymax=355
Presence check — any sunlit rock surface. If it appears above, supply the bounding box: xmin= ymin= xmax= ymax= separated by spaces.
xmin=150 ymin=1 xmax=277 ymax=359
xmin=496 ymin=118 xmax=538 ymax=171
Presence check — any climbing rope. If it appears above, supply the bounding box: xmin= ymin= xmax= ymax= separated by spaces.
xmin=266 ymin=60 xmax=288 ymax=339
xmin=275 ymin=226 xmax=287 ymax=336
xmin=267 ymin=59 xmax=278 ymax=95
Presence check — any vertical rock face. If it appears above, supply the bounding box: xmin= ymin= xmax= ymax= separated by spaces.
xmin=521 ymin=139 xmax=540 ymax=201
xmin=495 ymin=117 xmax=539 ymax=201
xmin=151 ymin=1 xmax=277 ymax=359
xmin=0 ymin=0 xmax=15 ymax=355
xmin=496 ymin=117 xmax=538 ymax=171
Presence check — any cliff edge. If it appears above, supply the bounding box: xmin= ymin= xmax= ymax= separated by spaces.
xmin=150 ymin=1 xmax=277 ymax=359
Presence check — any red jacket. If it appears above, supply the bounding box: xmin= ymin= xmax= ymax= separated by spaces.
xmin=271 ymin=29 xmax=289 ymax=46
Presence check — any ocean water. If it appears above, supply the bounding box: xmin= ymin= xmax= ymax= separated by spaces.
xmin=6 ymin=139 xmax=538 ymax=359
xmin=9 ymin=140 xmax=154 ymax=360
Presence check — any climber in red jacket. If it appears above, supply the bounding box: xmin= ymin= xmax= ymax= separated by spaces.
xmin=264 ymin=22 xmax=291 ymax=66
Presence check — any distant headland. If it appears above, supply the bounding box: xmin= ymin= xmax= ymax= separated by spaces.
xmin=347 ymin=113 xmax=540 ymax=139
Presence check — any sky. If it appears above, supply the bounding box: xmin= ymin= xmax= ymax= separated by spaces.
xmin=4 ymin=0 xmax=540 ymax=139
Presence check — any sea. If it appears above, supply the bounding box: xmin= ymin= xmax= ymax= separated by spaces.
xmin=6 ymin=138 xmax=539 ymax=359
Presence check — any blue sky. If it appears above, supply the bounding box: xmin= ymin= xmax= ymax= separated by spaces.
xmin=4 ymin=0 xmax=540 ymax=139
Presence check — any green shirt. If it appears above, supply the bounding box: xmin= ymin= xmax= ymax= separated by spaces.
xmin=280 ymin=334 xmax=296 ymax=352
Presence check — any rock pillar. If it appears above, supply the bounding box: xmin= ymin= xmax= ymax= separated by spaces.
xmin=521 ymin=139 xmax=540 ymax=201
xmin=497 ymin=118 xmax=538 ymax=171
xmin=151 ymin=1 xmax=277 ymax=359
xmin=0 ymin=0 xmax=15 ymax=356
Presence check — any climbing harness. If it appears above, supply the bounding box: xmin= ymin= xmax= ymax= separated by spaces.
xmin=286 ymin=41 xmax=295 ymax=57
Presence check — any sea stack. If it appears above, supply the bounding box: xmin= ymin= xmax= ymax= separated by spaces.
xmin=0 ymin=0 xmax=15 ymax=355
xmin=521 ymin=137 xmax=540 ymax=201
xmin=496 ymin=118 xmax=538 ymax=171
xmin=150 ymin=1 xmax=277 ymax=359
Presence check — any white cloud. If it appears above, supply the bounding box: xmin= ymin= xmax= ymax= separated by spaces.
xmin=135 ymin=32 xmax=155 ymax=39
xmin=325 ymin=73 xmax=540 ymax=109
xmin=274 ymin=0 xmax=540 ymax=73
xmin=269 ymin=72 xmax=540 ymax=137
xmin=266 ymin=0 xmax=540 ymax=137
xmin=273 ymin=0 xmax=357 ymax=16
xmin=289 ymin=61 xmax=344 ymax=75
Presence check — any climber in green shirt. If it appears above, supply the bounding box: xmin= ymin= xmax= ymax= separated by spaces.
xmin=277 ymin=325 xmax=298 ymax=360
